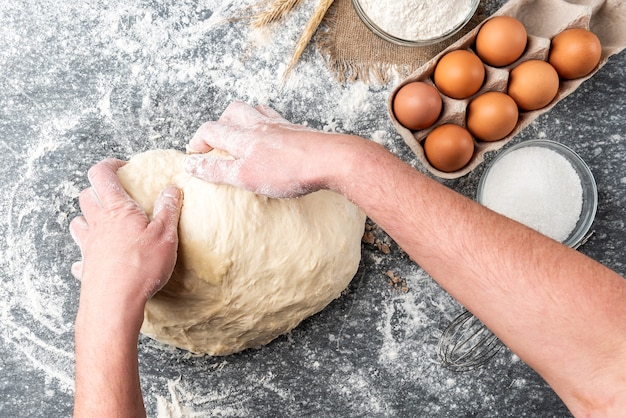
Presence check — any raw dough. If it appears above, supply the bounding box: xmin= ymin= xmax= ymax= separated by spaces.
xmin=116 ymin=149 xmax=366 ymax=355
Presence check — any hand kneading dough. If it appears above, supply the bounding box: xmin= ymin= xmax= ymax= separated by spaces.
xmin=116 ymin=149 xmax=366 ymax=355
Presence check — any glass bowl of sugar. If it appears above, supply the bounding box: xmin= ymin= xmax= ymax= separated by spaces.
xmin=476 ymin=139 xmax=598 ymax=248
xmin=352 ymin=0 xmax=480 ymax=47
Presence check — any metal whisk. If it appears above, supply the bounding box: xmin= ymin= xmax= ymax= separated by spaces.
xmin=438 ymin=309 xmax=502 ymax=371
xmin=438 ymin=231 xmax=594 ymax=371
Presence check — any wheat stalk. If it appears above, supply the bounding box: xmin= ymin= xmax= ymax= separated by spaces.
xmin=282 ymin=0 xmax=334 ymax=81
xmin=252 ymin=0 xmax=303 ymax=28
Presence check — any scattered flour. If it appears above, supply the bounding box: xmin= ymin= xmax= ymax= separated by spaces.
xmin=1 ymin=0 xmax=581 ymax=416
xmin=0 ymin=0 xmax=398 ymax=415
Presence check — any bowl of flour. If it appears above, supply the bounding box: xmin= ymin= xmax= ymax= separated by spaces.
xmin=476 ymin=139 xmax=598 ymax=248
xmin=352 ymin=0 xmax=479 ymax=46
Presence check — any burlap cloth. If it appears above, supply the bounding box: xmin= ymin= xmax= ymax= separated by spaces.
xmin=316 ymin=0 xmax=486 ymax=84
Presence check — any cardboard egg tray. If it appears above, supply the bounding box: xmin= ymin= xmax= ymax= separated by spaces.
xmin=389 ymin=0 xmax=626 ymax=179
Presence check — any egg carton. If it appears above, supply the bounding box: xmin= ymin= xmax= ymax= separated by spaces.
xmin=389 ymin=0 xmax=626 ymax=179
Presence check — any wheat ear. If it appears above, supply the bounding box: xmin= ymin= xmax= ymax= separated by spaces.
xmin=282 ymin=0 xmax=334 ymax=81
xmin=252 ymin=0 xmax=303 ymax=28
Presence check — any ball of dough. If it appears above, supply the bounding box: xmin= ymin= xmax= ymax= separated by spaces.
xmin=116 ymin=150 xmax=366 ymax=355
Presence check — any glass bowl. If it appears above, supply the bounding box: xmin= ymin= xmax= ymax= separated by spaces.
xmin=352 ymin=0 xmax=480 ymax=47
xmin=476 ymin=140 xmax=598 ymax=248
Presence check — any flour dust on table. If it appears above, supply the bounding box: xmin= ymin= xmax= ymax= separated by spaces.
xmin=0 ymin=0 xmax=600 ymax=415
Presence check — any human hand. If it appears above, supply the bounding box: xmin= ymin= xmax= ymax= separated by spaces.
xmin=70 ymin=159 xmax=182 ymax=328
xmin=184 ymin=101 xmax=348 ymax=198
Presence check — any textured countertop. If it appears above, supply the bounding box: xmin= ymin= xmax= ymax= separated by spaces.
xmin=1 ymin=0 xmax=624 ymax=416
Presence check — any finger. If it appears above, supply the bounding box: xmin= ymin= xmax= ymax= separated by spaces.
xmin=184 ymin=154 xmax=241 ymax=186
xmin=189 ymin=122 xmax=250 ymax=158
xmin=88 ymin=158 xmax=126 ymax=179
xmin=218 ymin=100 xmax=266 ymax=127
xmin=71 ymin=261 xmax=83 ymax=281
xmin=217 ymin=101 xmax=244 ymax=122
xmin=188 ymin=102 xmax=274 ymax=155
xmin=255 ymin=104 xmax=287 ymax=121
xmin=69 ymin=216 xmax=88 ymax=281
xmin=78 ymin=187 xmax=102 ymax=218
xmin=69 ymin=216 xmax=89 ymax=246
xmin=152 ymin=186 xmax=183 ymax=224
xmin=149 ymin=186 xmax=183 ymax=258
xmin=187 ymin=122 xmax=216 ymax=154
xmin=87 ymin=159 xmax=132 ymax=209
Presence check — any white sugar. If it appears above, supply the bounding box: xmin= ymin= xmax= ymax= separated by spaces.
xmin=480 ymin=146 xmax=583 ymax=243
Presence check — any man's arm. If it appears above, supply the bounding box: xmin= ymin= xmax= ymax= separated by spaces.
xmin=185 ymin=101 xmax=626 ymax=416
xmin=70 ymin=159 xmax=182 ymax=417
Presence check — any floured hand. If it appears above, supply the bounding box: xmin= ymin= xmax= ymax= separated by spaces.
xmin=184 ymin=101 xmax=355 ymax=198
xmin=70 ymin=159 xmax=183 ymax=327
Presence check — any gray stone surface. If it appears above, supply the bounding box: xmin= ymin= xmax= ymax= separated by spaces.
xmin=1 ymin=0 xmax=623 ymax=416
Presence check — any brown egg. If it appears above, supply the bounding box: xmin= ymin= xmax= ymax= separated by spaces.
xmin=424 ymin=124 xmax=475 ymax=172
xmin=467 ymin=92 xmax=519 ymax=142
xmin=476 ymin=16 xmax=527 ymax=67
xmin=393 ymin=82 xmax=442 ymax=130
xmin=508 ymin=60 xmax=559 ymax=111
xmin=549 ymin=28 xmax=602 ymax=79
xmin=433 ymin=50 xmax=485 ymax=99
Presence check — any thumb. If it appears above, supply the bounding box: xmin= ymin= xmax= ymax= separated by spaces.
xmin=184 ymin=154 xmax=240 ymax=186
xmin=152 ymin=186 xmax=183 ymax=231
xmin=71 ymin=261 xmax=83 ymax=281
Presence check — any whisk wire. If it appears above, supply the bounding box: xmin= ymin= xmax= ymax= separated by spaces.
xmin=438 ymin=309 xmax=503 ymax=371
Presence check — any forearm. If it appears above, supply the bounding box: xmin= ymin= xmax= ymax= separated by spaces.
xmin=70 ymin=161 xmax=182 ymax=417
xmin=74 ymin=297 xmax=146 ymax=418
xmin=184 ymin=102 xmax=626 ymax=414
xmin=325 ymin=135 xmax=626 ymax=414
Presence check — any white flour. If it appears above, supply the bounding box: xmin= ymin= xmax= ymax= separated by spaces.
xmin=358 ymin=0 xmax=474 ymax=40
